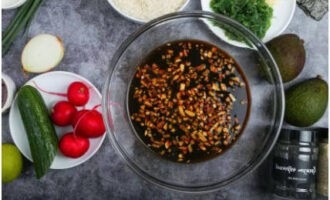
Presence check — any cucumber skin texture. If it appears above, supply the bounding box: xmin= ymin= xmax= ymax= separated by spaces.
xmin=17 ymin=85 xmax=58 ymax=179
xmin=285 ymin=78 xmax=328 ymax=127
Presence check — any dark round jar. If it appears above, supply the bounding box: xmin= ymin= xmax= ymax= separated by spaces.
xmin=272 ymin=129 xmax=318 ymax=199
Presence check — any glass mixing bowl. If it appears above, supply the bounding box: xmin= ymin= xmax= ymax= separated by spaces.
xmin=102 ymin=11 xmax=284 ymax=193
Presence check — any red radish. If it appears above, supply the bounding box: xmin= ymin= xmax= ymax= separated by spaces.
xmin=51 ymin=101 xmax=77 ymax=126
xmin=59 ymin=132 xmax=89 ymax=158
xmin=67 ymin=82 xmax=89 ymax=106
xmin=72 ymin=109 xmax=105 ymax=138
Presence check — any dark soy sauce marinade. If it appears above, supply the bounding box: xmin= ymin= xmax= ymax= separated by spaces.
xmin=128 ymin=40 xmax=250 ymax=163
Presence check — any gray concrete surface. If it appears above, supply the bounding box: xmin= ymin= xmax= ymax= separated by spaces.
xmin=2 ymin=0 xmax=328 ymax=199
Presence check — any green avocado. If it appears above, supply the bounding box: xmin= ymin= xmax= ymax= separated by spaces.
xmin=266 ymin=34 xmax=306 ymax=83
xmin=285 ymin=76 xmax=328 ymax=127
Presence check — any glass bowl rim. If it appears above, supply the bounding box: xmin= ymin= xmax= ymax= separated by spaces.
xmin=102 ymin=11 xmax=285 ymax=193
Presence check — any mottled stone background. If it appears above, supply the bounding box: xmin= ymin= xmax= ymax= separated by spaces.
xmin=2 ymin=0 xmax=328 ymax=199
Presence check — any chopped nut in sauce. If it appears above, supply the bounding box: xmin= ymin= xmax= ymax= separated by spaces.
xmin=129 ymin=40 xmax=250 ymax=163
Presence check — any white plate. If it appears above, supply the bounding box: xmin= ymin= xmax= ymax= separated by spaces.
xmin=107 ymin=0 xmax=191 ymax=24
xmin=9 ymin=71 xmax=106 ymax=169
xmin=201 ymin=0 xmax=296 ymax=48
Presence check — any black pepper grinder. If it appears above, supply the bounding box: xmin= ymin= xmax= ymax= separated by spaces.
xmin=272 ymin=129 xmax=318 ymax=199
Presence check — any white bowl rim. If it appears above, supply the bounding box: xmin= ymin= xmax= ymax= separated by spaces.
xmin=2 ymin=0 xmax=27 ymax=10
xmin=107 ymin=0 xmax=191 ymax=24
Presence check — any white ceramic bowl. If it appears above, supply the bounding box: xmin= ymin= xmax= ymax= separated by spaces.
xmin=107 ymin=0 xmax=191 ymax=24
xmin=201 ymin=0 xmax=296 ymax=48
xmin=2 ymin=73 xmax=16 ymax=113
xmin=9 ymin=71 xmax=106 ymax=169
xmin=2 ymin=0 xmax=27 ymax=10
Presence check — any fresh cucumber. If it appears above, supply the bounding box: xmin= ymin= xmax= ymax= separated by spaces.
xmin=17 ymin=85 xmax=58 ymax=179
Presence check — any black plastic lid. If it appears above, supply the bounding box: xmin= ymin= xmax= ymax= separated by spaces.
xmin=279 ymin=129 xmax=318 ymax=144
xmin=315 ymin=128 xmax=328 ymax=141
